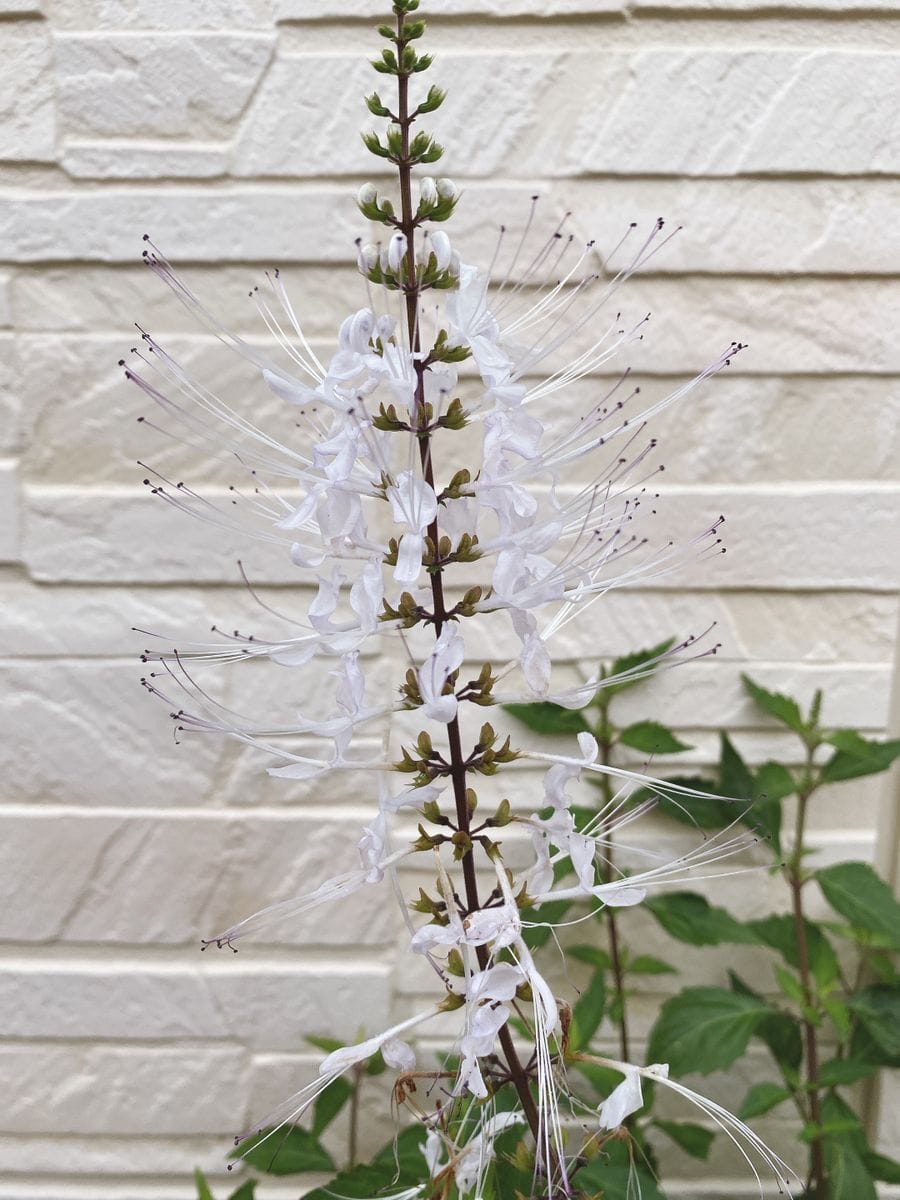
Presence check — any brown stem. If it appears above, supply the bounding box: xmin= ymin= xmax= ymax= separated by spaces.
xmin=787 ymin=787 xmax=826 ymax=1199
xmin=392 ymin=17 xmax=543 ymax=1153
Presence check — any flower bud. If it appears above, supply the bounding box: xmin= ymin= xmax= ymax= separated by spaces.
xmin=339 ymin=308 xmax=376 ymax=353
xmin=357 ymin=182 xmax=378 ymax=207
xmin=418 ymin=176 xmax=438 ymax=208
xmin=430 ymin=230 xmax=452 ymax=271
xmin=375 ymin=313 xmax=396 ymax=340
xmin=387 ymin=231 xmax=408 ymax=272
xmin=436 ymin=177 xmax=458 ymax=201
xmin=357 ymin=242 xmax=379 ymax=273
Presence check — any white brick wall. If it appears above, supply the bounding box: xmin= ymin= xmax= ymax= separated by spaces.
xmin=1 ymin=1 xmax=899 ymax=1197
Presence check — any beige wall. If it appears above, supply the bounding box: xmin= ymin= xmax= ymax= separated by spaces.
xmin=1 ymin=0 xmax=899 ymax=1196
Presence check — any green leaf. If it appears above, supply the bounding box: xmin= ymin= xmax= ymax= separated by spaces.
xmin=647 ymin=987 xmax=773 ymax=1076
xmin=773 ymin=964 xmax=805 ymax=1005
xmin=568 ymin=944 xmax=612 ymax=971
xmin=817 ymin=862 xmax=900 ymax=950
xmin=569 ymin=970 xmax=606 ymax=1051
xmin=817 ymin=1057 xmax=875 ymax=1087
xmin=747 ymin=913 xmax=841 ymax=989
xmin=303 ymin=1163 xmax=415 ymax=1200
xmin=748 ymin=760 xmax=792 ymax=853
xmin=576 ymin=1140 xmax=666 ymax=1200
xmin=604 ymin=637 xmax=677 ymax=696
xmin=502 ymin=701 xmax=590 ymax=736
xmin=521 ymin=896 xmax=573 ymax=951
xmin=827 ymin=1143 xmax=878 ymax=1200
xmin=312 ymin=1075 xmax=352 ymax=1136
xmin=644 ymin=891 xmax=757 ymax=947
xmin=820 ymin=731 xmax=900 ymax=784
xmin=654 ymin=776 xmax=733 ymax=830
xmin=627 ymin=954 xmax=677 ymax=976
xmin=822 ymin=995 xmax=851 ymax=1041
xmin=728 ymin=971 xmax=803 ymax=1071
xmin=231 ymin=1127 xmax=335 ymax=1176
xmin=194 ymin=1169 xmax=215 ymax=1200
xmin=618 ymin=721 xmax=692 ymax=755
xmin=228 ymin=1184 xmax=256 ymax=1200
xmin=719 ymin=732 xmax=754 ymax=799
xmin=373 ymin=1125 xmax=428 ymax=1175
xmin=741 ymin=674 xmax=807 ymax=735
xmin=306 ymin=1035 xmax=344 ymax=1054
xmin=572 ymin=1060 xmax=625 ymax=1098
xmin=754 ymin=760 xmax=796 ymax=802
xmin=864 ymin=1151 xmax=900 ymax=1183
xmin=653 ymin=1118 xmax=715 ymax=1160
xmin=738 ymin=1082 xmax=793 ymax=1119
xmin=847 ymin=985 xmax=900 ymax=1061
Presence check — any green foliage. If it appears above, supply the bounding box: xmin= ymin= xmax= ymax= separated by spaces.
xmin=647 ymin=987 xmax=774 ymax=1076
xmin=618 ymin=720 xmax=692 ymax=754
xmin=193 ymin=1169 xmax=216 ymax=1200
xmin=653 ymin=1119 xmax=714 ymax=1160
xmin=230 ymin=1127 xmax=335 ymax=1175
xmin=569 ymin=967 xmax=606 ymax=1050
xmin=576 ymin=1139 xmax=667 ymax=1200
xmin=312 ymin=1076 xmax=352 ymax=1136
xmin=820 ymin=730 xmax=900 ymax=783
xmin=848 ymin=985 xmax=900 ymax=1063
xmin=603 ymin=638 xmax=677 ymax=694
xmin=817 ymin=861 xmax=900 ymax=950
xmin=741 ymin=674 xmax=807 ymax=735
xmin=644 ymin=891 xmax=756 ymax=946
xmin=737 ymin=1082 xmax=793 ymax=1119
xmin=193 ymin=1169 xmax=256 ymax=1200
xmin=503 ymin=700 xmax=590 ymax=735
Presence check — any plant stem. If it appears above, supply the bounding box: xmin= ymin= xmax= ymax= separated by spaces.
xmin=597 ymin=724 xmax=630 ymax=1063
xmin=786 ymin=779 xmax=826 ymax=1199
xmin=392 ymin=13 xmax=543 ymax=1153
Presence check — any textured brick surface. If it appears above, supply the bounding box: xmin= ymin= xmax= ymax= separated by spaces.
xmin=1 ymin=2 xmax=898 ymax=1196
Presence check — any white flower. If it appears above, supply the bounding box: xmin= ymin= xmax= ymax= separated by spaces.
xmin=417 ymin=624 xmax=465 ymax=723
xmin=597 ymin=1066 xmax=645 ymax=1129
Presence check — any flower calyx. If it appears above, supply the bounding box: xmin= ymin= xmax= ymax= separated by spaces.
xmin=381 ymin=591 xmax=427 ymax=629
xmin=466 ymin=722 xmax=519 ymax=777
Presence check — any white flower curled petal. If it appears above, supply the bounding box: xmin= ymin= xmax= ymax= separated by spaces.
xmin=358 ymin=810 xmax=387 ymax=883
xmin=263 ymin=368 xmax=320 ymax=407
xmin=349 ymin=560 xmax=384 ymax=633
xmin=520 ymin=627 xmax=551 ymax=696
xmin=389 ymin=471 xmax=438 ymax=533
xmin=339 ymin=307 xmax=376 ymax=353
xmin=590 ymin=881 xmax=648 ymax=907
xmin=381 ymin=781 xmax=444 ymax=813
xmin=318 ymin=1009 xmax=437 ymax=1077
xmin=423 ymin=1127 xmax=444 ymax=1176
xmin=466 ymin=961 xmax=525 ymax=1004
xmin=418 ymin=624 xmax=465 ymax=724
xmin=308 ymin=567 xmax=345 ymax=632
xmin=394 ymin=531 xmax=425 ymax=586
xmin=381 ymin=1038 xmax=416 ymax=1072
xmin=289 ymin=542 xmax=328 ymax=568
xmin=462 ymin=899 xmax=520 ymax=949
xmin=598 ymin=1067 xmax=644 ymax=1130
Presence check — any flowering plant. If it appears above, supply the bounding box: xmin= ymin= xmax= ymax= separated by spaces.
xmin=132 ymin=4 xmax=798 ymax=1197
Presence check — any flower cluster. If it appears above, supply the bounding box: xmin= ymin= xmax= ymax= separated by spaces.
xmin=131 ymin=3 xmax=793 ymax=1197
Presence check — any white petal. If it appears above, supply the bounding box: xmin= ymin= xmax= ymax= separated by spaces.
xmin=598 ymin=1068 xmax=644 ymax=1129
